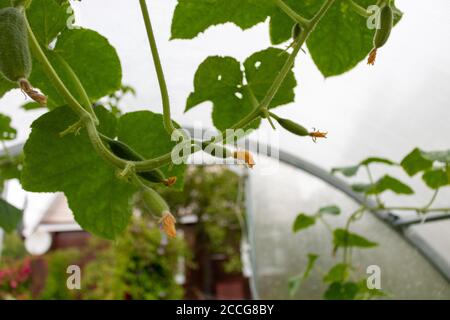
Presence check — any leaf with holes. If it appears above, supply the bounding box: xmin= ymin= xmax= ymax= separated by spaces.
xmin=186 ymin=48 xmax=296 ymax=130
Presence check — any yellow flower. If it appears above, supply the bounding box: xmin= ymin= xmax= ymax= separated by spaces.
xmin=309 ymin=129 xmax=328 ymax=143
xmin=233 ymin=150 xmax=255 ymax=169
xmin=159 ymin=211 xmax=177 ymax=238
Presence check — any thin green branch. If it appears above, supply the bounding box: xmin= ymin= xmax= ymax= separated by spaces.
xmin=318 ymin=215 xmax=333 ymax=233
xmin=246 ymin=86 xmax=276 ymax=130
xmin=423 ymin=189 xmax=439 ymax=211
xmin=309 ymin=0 xmax=336 ymax=28
xmin=377 ymin=206 xmax=450 ymax=214
xmin=365 ymin=165 xmax=383 ymax=207
xmin=139 ymin=0 xmax=175 ymax=134
xmin=26 ymin=18 xmax=90 ymax=120
xmin=273 ymin=0 xmax=309 ymax=27
xmin=347 ymin=0 xmax=371 ymax=18
xmin=366 ymin=184 xmax=449 ymax=214
xmin=26 ymin=15 xmax=130 ymax=169
xmin=259 ymin=33 xmax=304 ymax=111
xmin=53 ymin=52 xmax=99 ymax=125
xmin=342 ymin=206 xmax=365 ymax=264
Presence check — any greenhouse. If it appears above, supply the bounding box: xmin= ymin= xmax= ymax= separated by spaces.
xmin=0 ymin=0 xmax=449 ymax=305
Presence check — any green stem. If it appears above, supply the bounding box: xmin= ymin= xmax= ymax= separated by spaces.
xmin=377 ymin=206 xmax=450 ymax=213
xmin=365 ymin=165 xmax=383 ymax=207
xmin=247 ymin=86 xmax=276 ymax=129
xmin=26 ymin=15 xmax=129 ymax=169
xmin=26 ymin=18 xmax=90 ymax=120
xmin=139 ymin=0 xmax=175 ymax=134
xmin=422 ymin=189 xmax=439 ymax=211
xmin=342 ymin=206 xmax=365 ymax=264
xmin=318 ymin=215 xmax=333 ymax=233
xmin=347 ymin=0 xmax=371 ymax=18
xmin=309 ymin=0 xmax=336 ymax=28
xmin=273 ymin=0 xmax=309 ymax=27
xmin=364 ymin=188 xmax=449 ymax=214
xmin=53 ymin=52 xmax=99 ymax=125
xmin=259 ymin=36 xmax=304 ymax=111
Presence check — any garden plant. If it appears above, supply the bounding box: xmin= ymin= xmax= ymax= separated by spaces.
xmin=0 ymin=0 xmax=449 ymax=300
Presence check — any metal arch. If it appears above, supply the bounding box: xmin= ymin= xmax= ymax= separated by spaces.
xmin=236 ymin=139 xmax=450 ymax=283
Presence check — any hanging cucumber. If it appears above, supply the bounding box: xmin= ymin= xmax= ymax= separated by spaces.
xmin=270 ymin=112 xmax=328 ymax=142
xmin=100 ymin=133 xmax=177 ymax=186
xmin=0 ymin=6 xmax=46 ymax=105
xmin=368 ymin=3 xmax=394 ymax=65
xmin=142 ymin=187 xmax=177 ymax=238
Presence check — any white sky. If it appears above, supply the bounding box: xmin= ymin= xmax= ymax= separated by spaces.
xmin=0 ymin=0 xmax=449 ymax=232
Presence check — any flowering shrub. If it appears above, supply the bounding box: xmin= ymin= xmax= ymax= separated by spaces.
xmin=0 ymin=257 xmax=32 ymax=299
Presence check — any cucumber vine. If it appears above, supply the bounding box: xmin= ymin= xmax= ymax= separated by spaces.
xmin=4 ymin=0 xmax=443 ymax=284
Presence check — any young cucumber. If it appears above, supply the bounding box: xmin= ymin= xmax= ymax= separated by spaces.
xmin=368 ymin=4 xmax=394 ymax=65
xmin=0 ymin=7 xmax=31 ymax=82
xmin=142 ymin=187 xmax=177 ymax=238
xmin=374 ymin=5 xmax=393 ymax=49
xmin=142 ymin=187 xmax=170 ymax=217
xmin=275 ymin=117 xmax=309 ymax=137
xmin=100 ymin=134 xmax=176 ymax=186
xmin=0 ymin=6 xmax=47 ymax=105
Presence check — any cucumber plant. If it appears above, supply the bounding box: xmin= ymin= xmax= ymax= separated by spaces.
xmin=291 ymin=148 xmax=450 ymax=299
xmin=0 ymin=0 xmax=407 ymax=243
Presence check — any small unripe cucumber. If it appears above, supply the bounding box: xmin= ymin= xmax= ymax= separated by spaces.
xmin=142 ymin=187 xmax=170 ymax=217
xmin=0 ymin=7 xmax=31 ymax=83
xmin=374 ymin=5 xmax=393 ymax=49
xmin=101 ymin=134 xmax=175 ymax=186
xmin=276 ymin=117 xmax=309 ymax=137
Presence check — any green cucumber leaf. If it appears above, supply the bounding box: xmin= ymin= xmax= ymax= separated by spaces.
xmin=21 ymin=106 xmax=136 ymax=239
